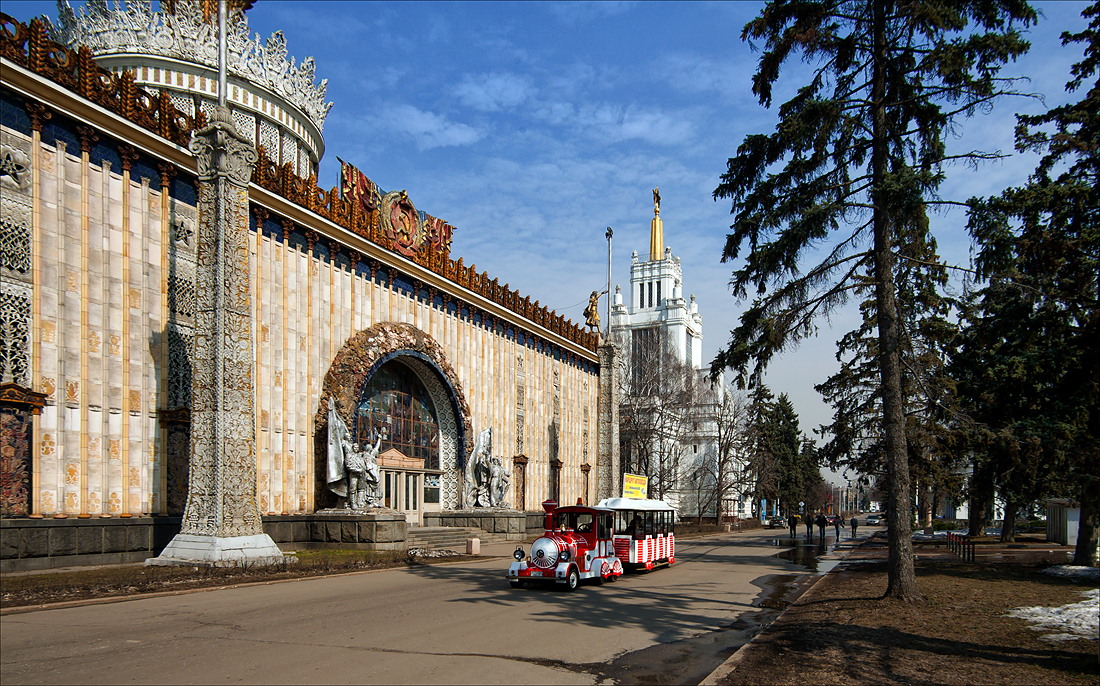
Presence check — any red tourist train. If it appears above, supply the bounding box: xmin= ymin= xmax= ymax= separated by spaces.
xmin=506 ymin=497 xmax=675 ymax=590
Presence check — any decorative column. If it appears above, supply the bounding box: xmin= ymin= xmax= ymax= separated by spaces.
xmin=149 ymin=106 xmax=284 ymax=566
xmin=595 ymin=340 xmax=620 ymax=501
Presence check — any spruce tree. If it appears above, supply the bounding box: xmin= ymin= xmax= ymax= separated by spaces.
xmin=713 ymin=0 xmax=1035 ymax=599
xmin=964 ymin=2 xmax=1099 ymax=563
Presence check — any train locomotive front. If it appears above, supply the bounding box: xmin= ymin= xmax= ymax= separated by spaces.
xmin=506 ymin=500 xmax=623 ymax=591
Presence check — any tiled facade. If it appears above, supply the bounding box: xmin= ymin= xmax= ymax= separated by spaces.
xmin=0 ymin=16 xmax=600 ymax=524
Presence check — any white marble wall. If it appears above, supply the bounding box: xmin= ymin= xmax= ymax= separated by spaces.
xmin=8 ymin=122 xmax=599 ymax=517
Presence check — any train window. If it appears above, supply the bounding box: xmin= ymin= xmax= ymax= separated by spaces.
xmin=575 ymin=513 xmax=594 ymax=533
xmin=626 ymin=512 xmax=643 ymax=538
xmin=614 ymin=510 xmax=629 ymax=534
xmin=657 ymin=511 xmax=667 ymax=535
xmin=668 ymin=512 xmax=675 ymax=534
xmin=598 ymin=514 xmax=611 ymax=538
xmin=644 ymin=511 xmax=656 ymax=536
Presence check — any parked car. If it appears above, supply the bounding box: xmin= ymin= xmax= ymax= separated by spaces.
xmin=866 ymin=514 xmax=881 ymax=525
xmin=766 ymin=516 xmax=786 ymax=529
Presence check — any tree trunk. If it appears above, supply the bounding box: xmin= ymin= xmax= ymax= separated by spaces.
xmin=1073 ymin=498 xmax=1098 ymax=567
xmin=872 ymin=0 xmax=919 ymax=601
xmin=1000 ymin=499 xmax=1018 ymax=543
xmin=919 ymin=480 xmax=933 ymax=532
xmin=967 ymin=463 xmax=995 ymax=537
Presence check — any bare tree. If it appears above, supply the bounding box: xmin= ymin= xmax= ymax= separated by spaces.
xmin=618 ymin=328 xmax=696 ymax=501
xmin=682 ymin=384 xmax=753 ymax=523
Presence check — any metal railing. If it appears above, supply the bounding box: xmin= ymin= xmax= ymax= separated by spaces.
xmin=946 ymin=532 xmax=976 ymax=562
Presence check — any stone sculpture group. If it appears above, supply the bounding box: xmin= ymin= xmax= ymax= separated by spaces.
xmin=326 ymin=405 xmax=381 ymax=510
xmin=464 ymin=427 xmax=510 ymax=508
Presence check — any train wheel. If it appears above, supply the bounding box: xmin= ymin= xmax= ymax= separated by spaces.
xmin=565 ymin=568 xmax=580 ymax=591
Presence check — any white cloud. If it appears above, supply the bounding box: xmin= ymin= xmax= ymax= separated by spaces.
xmin=454 ymin=72 xmax=536 ymax=112
xmin=369 ymin=104 xmax=485 ymax=150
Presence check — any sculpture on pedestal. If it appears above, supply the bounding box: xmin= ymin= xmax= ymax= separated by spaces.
xmin=326 ymin=405 xmax=381 ymax=510
xmin=464 ymin=427 xmax=510 ymax=508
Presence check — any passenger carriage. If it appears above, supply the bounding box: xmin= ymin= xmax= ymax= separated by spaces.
xmin=506 ymin=500 xmax=624 ymax=591
xmin=597 ymin=497 xmax=676 ymax=571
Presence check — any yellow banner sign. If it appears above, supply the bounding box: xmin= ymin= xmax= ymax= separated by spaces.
xmin=622 ymin=473 xmax=648 ymax=499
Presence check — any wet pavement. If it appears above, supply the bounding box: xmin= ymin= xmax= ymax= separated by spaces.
xmin=581 ymin=533 xmax=849 ymax=685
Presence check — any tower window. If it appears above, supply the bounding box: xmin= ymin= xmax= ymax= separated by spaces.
xmin=656 ymin=281 xmax=662 ymax=305
xmin=648 ymin=282 xmax=653 ymax=308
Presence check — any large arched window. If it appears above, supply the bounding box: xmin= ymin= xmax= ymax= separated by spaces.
xmin=356 ymin=359 xmax=440 ymax=469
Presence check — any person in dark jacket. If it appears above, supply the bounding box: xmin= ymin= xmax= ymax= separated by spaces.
xmin=805 ymin=514 xmax=813 ymax=539
xmin=850 ymin=516 xmax=859 ymax=538
xmin=815 ymin=513 xmax=828 ymax=542
xmin=788 ymin=514 xmax=798 ymax=538
xmin=833 ymin=515 xmax=842 ymax=540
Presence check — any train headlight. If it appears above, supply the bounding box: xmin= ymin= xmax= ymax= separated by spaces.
xmin=513 ymin=546 xmax=525 ymax=561
xmin=559 ymin=549 xmax=570 ymax=562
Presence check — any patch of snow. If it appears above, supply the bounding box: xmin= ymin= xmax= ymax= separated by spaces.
xmin=1007 ymin=588 xmax=1099 ymax=642
xmin=408 ymin=547 xmax=463 ymax=558
xmin=1041 ymin=565 xmax=1100 ymax=582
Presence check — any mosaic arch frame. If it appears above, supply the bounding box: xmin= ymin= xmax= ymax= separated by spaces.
xmin=315 ymin=323 xmax=472 ymax=510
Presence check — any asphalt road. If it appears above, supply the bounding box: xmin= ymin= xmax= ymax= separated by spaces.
xmin=1 ymin=532 xmax=813 ymax=685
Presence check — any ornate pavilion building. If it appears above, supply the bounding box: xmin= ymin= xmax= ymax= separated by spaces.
xmin=0 ymin=2 xmax=610 ymax=569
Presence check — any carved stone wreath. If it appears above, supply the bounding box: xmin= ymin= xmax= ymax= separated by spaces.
xmin=316 ymin=322 xmax=472 ymax=453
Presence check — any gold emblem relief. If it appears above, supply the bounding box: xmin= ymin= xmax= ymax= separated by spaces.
xmin=108 ymin=492 xmax=122 ymax=513
xmin=298 ymin=495 xmax=306 ymax=511
xmin=129 ymin=390 xmax=142 ymax=410
xmin=128 ymin=287 xmax=142 ymax=307
xmin=299 ymin=338 xmax=306 ymax=352
xmin=273 ymin=494 xmax=282 ymax=511
xmin=260 ymin=410 xmax=269 ymax=430
xmin=88 ymin=437 xmax=101 ymax=460
xmin=65 ymin=464 xmax=79 ymax=485
xmin=41 ymin=377 xmax=56 ymax=399
xmin=40 ymin=490 xmax=56 ymax=512
xmin=109 ymin=439 xmax=121 ymax=461
xmin=40 ymin=434 xmax=56 ymax=455
xmin=41 ymin=321 xmax=56 ymax=343
xmin=109 ymin=334 xmax=122 ymax=356
xmin=297 ymin=475 xmax=306 ymax=490
xmin=259 ymin=493 xmax=269 ymax=511
xmin=261 ymin=324 xmax=269 ymax=342
xmin=88 ymin=492 xmax=102 ymax=513
xmin=274 ymin=371 xmax=282 ymax=387
xmin=66 ymin=269 xmax=79 ymax=292
xmin=65 ymin=380 xmax=79 ymax=403
xmin=88 ymin=331 xmax=101 ymax=353
xmin=285 ymin=454 xmax=294 ymax=469
xmin=65 ymin=492 xmax=80 ymax=512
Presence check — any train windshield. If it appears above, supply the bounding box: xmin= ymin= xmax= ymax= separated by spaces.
xmin=555 ymin=511 xmax=595 ymax=533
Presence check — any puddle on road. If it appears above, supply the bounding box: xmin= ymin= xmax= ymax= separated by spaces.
xmin=770 ymin=537 xmax=843 ymax=575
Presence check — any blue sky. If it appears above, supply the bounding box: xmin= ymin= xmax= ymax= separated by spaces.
xmin=6 ymin=1 xmax=1091 ymax=465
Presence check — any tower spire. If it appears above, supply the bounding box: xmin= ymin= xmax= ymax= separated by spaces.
xmin=649 ymin=186 xmax=664 ymax=261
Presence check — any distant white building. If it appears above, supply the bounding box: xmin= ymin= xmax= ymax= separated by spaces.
xmin=610 ymin=191 xmax=747 ymax=519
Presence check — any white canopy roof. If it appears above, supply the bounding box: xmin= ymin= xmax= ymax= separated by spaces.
xmin=597 ymin=497 xmax=675 ymax=512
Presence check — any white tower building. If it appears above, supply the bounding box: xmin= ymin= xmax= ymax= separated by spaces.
xmin=609 ymin=191 xmax=744 ymax=519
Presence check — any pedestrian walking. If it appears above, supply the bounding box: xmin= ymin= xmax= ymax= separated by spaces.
xmin=833 ymin=515 xmax=842 ymax=540
xmin=805 ymin=514 xmax=813 ymax=539
xmin=815 ymin=513 xmax=827 ymax=542
xmin=850 ymin=516 xmax=859 ymax=538
xmin=788 ymin=514 xmax=798 ymax=538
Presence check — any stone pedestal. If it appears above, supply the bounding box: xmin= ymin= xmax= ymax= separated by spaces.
xmin=596 ymin=341 xmax=621 ymax=501
xmin=148 ymin=106 xmax=283 ymax=567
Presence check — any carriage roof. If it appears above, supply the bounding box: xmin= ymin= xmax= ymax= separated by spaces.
xmin=596 ymin=498 xmax=676 ymax=512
